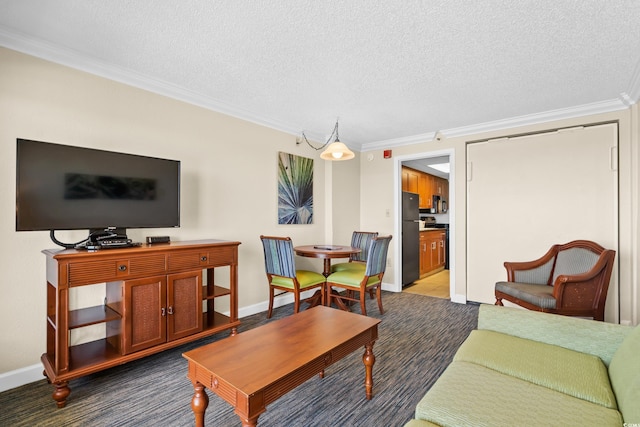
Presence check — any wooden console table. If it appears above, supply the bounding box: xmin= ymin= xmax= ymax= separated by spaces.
xmin=42 ymin=239 xmax=241 ymax=407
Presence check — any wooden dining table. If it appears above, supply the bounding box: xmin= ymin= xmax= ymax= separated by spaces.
xmin=294 ymin=244 xmax=361 ymax=310
xmin=294 ymin=244 xmax=361 ymax=277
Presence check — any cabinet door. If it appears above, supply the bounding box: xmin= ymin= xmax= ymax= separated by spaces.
xmin=437 ymin=232 xmax=446 ymax=267
xmin=124 ymin=276 xmax=167 ymax=354
xmin=419 ymin=233 xmax=428 ymax=275
xmin=167 ymin=270 xmax=203 ymax=341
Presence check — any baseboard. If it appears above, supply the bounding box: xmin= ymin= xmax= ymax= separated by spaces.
xmin=0 ymin=363 xmax=44 ymax=393
xmin=450 ymin=293 xmax=467 ymax=304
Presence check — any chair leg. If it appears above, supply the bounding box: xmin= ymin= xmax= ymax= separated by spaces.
xmin=267 ymin=286 xmax=275 ymax=318
xmin=360 ymin=289 xmax=367 ymax=316
xmin=376 ymin=286 xmax=384 ymax=314
xmin=495 ymin=297 xmax=504 ymax=306
xmin=293 ymin=292 xmax=300 ymax=313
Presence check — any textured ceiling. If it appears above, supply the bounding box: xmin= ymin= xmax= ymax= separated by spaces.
xmin=1 ymin=1 xmax=639 ymax=151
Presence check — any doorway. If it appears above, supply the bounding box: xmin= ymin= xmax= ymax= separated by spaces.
xmin=393 ymin=149 xmax=455 ymax=301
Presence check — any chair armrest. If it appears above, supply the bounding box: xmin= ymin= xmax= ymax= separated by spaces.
xmin=477 ymin=304 xmax=632 ymax=366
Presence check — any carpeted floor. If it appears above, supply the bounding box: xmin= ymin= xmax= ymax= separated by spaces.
xmin=0 ymin=292 xmax=478 ymax=427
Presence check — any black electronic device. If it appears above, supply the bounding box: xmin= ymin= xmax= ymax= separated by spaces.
xmin=15 ymin=139 xmax=181 ymax=249
xmin=146 ymin=236 xmax=171 ymax=244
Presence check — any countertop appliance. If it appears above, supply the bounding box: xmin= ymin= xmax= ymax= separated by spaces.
xmin=402 ymin=192 xmax=420 ymax=286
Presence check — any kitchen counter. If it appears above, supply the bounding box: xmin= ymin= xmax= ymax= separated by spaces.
xmin=419 ymin=227 xmax=442 ymax=231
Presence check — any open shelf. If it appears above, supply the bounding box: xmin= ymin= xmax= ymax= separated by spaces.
xmin=69 ymin=339 xmax=122 ymax=371
xmin=203 ymin=285 xmax=230 ymax=300
xmin=203 ymin=311 xmax=231 ymax=329
xmin=68 ymin=305 xmax=122 ymax=329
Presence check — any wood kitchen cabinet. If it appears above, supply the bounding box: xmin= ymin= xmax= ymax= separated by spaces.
xmin=420 ymin=230 xmax=446 ymax=277
xmin=402 ymin=166 xmax=448 ymax=209
xmin=42 ymin=239 xmax=240 ymax=408
xmin=402 ymin=167 xmax=419 ymax=194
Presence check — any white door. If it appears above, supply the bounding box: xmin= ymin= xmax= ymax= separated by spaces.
xmin=466 ymin=123 xmax=618 ymax=322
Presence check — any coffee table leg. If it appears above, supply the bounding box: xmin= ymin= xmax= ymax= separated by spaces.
xmin=363 ymin=342 xmax=376 ymax=400
xmin=238 ymin=416 xmax=260 ymax=427
xmin=191 ymin=381 xmax=209 ymax=427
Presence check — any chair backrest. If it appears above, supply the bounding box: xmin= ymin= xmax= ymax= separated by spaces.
xmin=552 ymin=247 xmax=601 ymax=283
xmin=260 ymin=235 xmax=296 ymax=278
xmin=350 ymin=231 xmax=378 ymax=262
xmin=364 ymin=235 xmax=393 ymax=277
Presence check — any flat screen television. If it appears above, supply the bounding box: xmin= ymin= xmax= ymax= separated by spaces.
xmin=16 ymin=138 xmax=180 ymax=248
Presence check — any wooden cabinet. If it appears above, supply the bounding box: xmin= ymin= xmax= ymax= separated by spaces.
xmin=402 ymin=166 xmax=448 ymax=209
xmin=42 ymin=239 xmax=240 ymax=408
xmin=402 ymin=167 xmax=419 ymax=194
xmin=419 ymin=230 xmax=446 ymax=277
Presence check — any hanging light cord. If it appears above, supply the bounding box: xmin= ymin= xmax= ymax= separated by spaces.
xmin=299 ymin=120 xmax=339 ymax=151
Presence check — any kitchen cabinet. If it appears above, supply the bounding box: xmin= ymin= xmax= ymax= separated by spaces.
xmin=420 ymin=230 xmax=446 ymax=276
xmin=42 ymin=239 xmax=240 ymax=408
xmin=402 ymin=166 xmax=448 ymax=209
xmin=402 ymin=167 xmax=419 ymax=194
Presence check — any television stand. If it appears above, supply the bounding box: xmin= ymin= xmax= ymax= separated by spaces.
xmin=41 ymin=239 xmax=241 ymax=407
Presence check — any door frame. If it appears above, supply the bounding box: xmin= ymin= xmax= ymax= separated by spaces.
xmin=390 ymin=147 xmax=462 ymax=302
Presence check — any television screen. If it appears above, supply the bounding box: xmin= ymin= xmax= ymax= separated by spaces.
xmin=16 ymin=139 xmax=180 ymax=232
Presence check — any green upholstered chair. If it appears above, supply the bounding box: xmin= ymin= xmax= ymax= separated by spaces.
xmin=260 ymin=235 xmax=326 ymax=318
xmin=331 ymin=231 xmax=378 ymax=273
xmin=495 ymin=240 xmax=616 ymax=321
xmin=326 ymin=235 xmax=392 ymax=316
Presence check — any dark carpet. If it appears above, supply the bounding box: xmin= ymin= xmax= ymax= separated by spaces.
xmin=0 ymin=292 xmax=478 ymax=427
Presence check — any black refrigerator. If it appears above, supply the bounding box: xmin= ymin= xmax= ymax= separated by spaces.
xmin=402 ymin=192 xmax=420 ymax=286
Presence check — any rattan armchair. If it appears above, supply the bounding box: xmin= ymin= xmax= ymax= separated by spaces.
xmin=494 ymin=240 xmax=615 ymax=321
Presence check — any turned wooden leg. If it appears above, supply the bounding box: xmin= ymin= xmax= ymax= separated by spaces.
xmin=495 ymin=298 xmax=504 ymax=306
xmin=239 ymin=416 xmax=259 ymax=427
xmin=52 ymin=381 xmax=70 ymax=408
xmin=363 ymin=342 xmax=376 ymax=400
xmin=191 ymin=381 xmax=209 ymax=427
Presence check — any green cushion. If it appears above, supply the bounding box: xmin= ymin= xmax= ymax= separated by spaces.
xmin=331 ymin=261 xmax=366 ymax=273
xmin=609 ymin=324 xmax=640 ymax=424
xmin=455 ymin=330 xmax=617 ymax=409
xmin=415 ymin=361 xmax=622 ymax=427
xmin=477 ymin=304 xmax=633 ymax=366
xmin=271 ymin=270 xmax=325 ymax=289
xmin=325 ymin=269 xmax=380 ymax=288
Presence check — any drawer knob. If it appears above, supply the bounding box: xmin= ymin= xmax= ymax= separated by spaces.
xmin=200 ymin=256 xmax=207 ymax=262
xmin=118 ymin=265 xmax=127 ymax=272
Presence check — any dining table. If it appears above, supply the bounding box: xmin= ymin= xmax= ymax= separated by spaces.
xmin=294 ymin=244 xmax=361 ymax=310
xmin=293 ymin=244 xmax=361 ymax=277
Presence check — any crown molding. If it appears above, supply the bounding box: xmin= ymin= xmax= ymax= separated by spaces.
xmin=0 ymin=26 xmax=302 ymax=138
xmin=361 ymin=98 xmax=631 ymax=151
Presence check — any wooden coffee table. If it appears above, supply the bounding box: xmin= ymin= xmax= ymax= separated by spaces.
xmin=183 ymin=306 xmax=381 ymax=426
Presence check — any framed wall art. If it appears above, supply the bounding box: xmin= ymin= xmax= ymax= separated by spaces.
xmin=277 ymin=152 xmax=313 ymax=224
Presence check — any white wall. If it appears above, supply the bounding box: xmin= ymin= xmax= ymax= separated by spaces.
xmin=0 ymin=47 xmax=361 ymax=376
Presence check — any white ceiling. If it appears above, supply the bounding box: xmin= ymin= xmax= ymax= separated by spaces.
xmin=1 ymin=1 xmax=639 ymax=151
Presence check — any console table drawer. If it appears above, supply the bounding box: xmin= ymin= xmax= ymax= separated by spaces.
xmin=167 ymin=246 xmax=236 ymax=271
xmin=68 ymin=255 xmax=166 ymax=285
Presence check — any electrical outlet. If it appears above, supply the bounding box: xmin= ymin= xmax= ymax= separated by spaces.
xmin=387 ymin=257 xmax=392 ymax=268
xmin=385 ymin=209 xmax=390 ymax=217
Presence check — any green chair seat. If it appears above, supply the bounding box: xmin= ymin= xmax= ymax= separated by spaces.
xmin=271 ymin=270 xmax=326 ymax=289
xmin=331 ymin=262 xmax=366 ymax=273
xmin=325 ymin=269 xmax=381 ymax=288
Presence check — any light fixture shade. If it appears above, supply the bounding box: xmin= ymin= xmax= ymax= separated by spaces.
xmin=320 ymin=141 xmax=355 ymax=161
